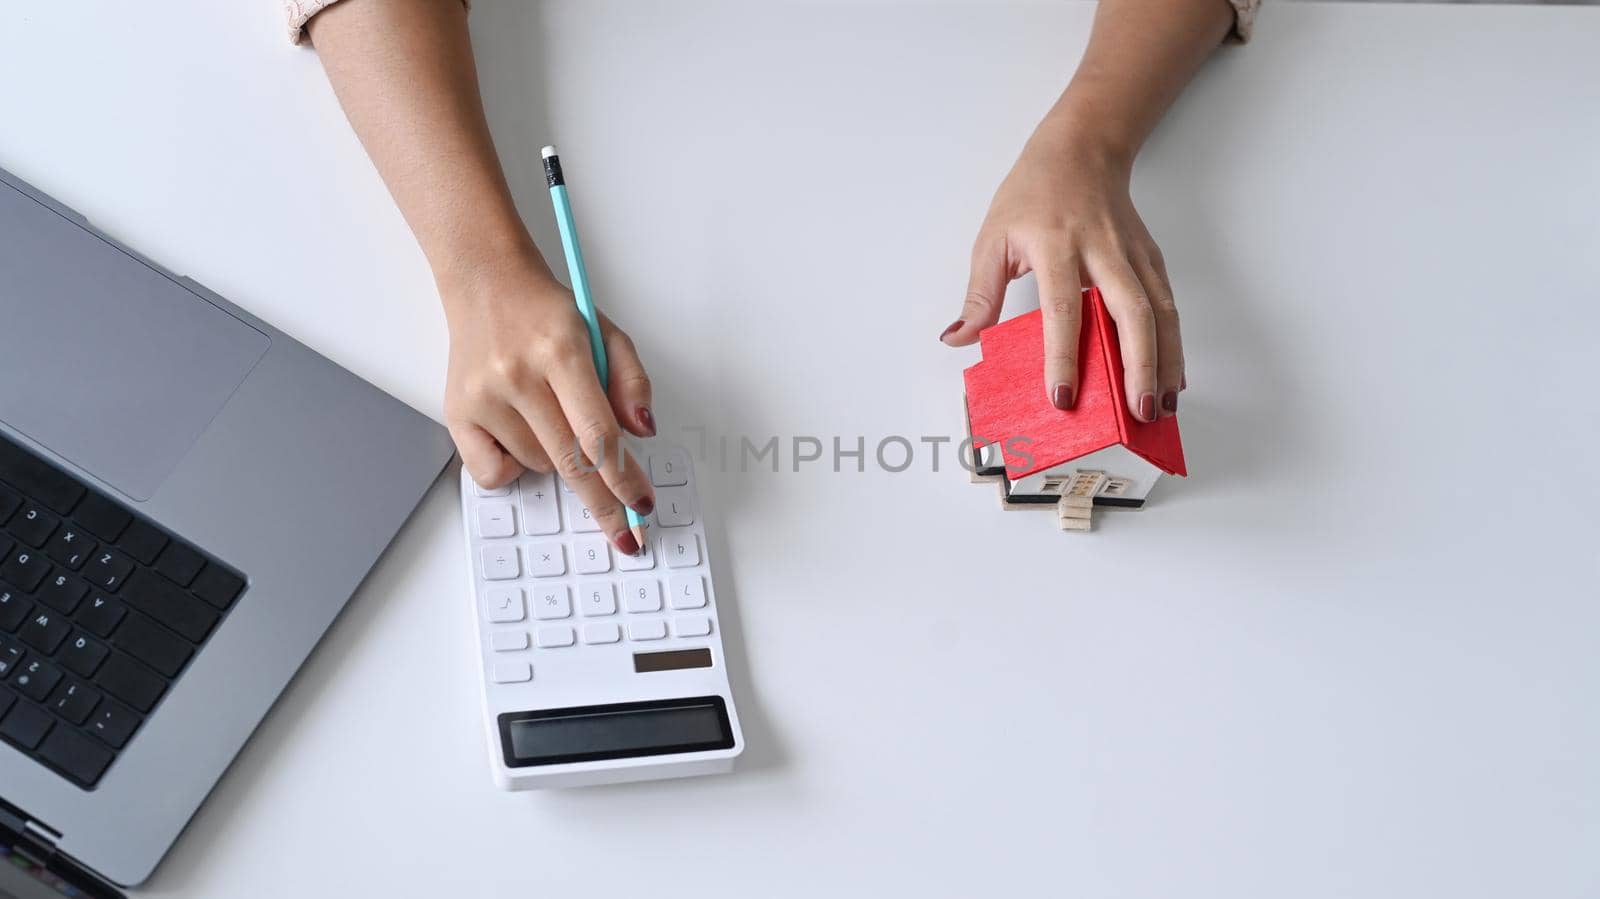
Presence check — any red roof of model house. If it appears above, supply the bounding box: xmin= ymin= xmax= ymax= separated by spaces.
xmin=962 ymin=288 xmax=1187 ymax=479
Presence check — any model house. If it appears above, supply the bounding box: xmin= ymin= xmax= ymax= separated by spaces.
xmin=963 ymin=289 xmax=1186 ymax=514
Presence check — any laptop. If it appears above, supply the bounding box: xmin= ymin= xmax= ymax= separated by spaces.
xmin=0 ymin=166 xmax=454 ymax=895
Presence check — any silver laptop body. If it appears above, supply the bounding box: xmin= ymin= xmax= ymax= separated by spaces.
xmin=0 ymin=165 xmax=453 ymax=891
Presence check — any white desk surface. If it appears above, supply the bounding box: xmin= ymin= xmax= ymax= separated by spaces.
xmin=4 ymin=1 xmax=1598 ymax=896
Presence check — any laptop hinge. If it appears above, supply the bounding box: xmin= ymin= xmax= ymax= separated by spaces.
xmin=0 ymin=802 xmax=59 ymax=866
xmin=21 ymin=817 xmax=63 ymax=861
xmin=1 ymin=798 xmax=125 ymax=898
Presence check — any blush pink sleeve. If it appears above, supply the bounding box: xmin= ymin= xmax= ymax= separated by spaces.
xmin=1228 ymin=0 xmax=1261 ymax=42
xmin=285 ymin=0 xmax=471 ymax=45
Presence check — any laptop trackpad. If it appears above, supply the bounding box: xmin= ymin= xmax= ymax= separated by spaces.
xmin=0 ymin=182 xmax=270 ymax=501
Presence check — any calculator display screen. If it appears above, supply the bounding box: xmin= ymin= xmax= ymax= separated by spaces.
xmin=500 ymin=696 xmax=734 ymax=767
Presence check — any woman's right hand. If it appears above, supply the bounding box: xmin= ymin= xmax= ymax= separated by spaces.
xmin=441 ymin=248 xmax=657 ymax=555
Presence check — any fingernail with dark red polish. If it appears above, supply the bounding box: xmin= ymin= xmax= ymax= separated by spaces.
xmin=939 ymin=320 xmax=964 ymax=342
xmin=1161 ymin=390 xmax=1178 ymax=414
xmin=1138 ymin=393 xmax=1157 ymax=422
xmin=632 ymin=495 xmax=654 ymax=517
xmin=614 ymin=529 xmax=640 ymax=556
xmin=637 ymin=406 xmax=656 ymax=437
xmin=1179 ymin=373 xmax=1187 ymax=391
xmin=1051 ymin=383 xmax=1074 ymax=410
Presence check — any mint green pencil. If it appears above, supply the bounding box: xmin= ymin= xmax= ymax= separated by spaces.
xmin=541 ymin=145 xmax=647 ymax=554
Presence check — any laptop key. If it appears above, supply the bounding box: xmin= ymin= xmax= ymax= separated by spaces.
xmin=0 ymin=487 xmax=21 ymax=523
xmin=86 ymin=700 xmax=140 ymax=749
xmin=60 ymin=632 xmax=110 ymax=678
xmin=85 ymin=550 xmax=135 ymax=592
xmin=48 ymin=680 xmax=101 ymax=725
xmin=0 ymin=434 xmax=249 ymax=784
xmin=0 ymin=638 xmax=23 ymax=676
xmin=0 ymin=546 xmax=49 ymax=591
xmin=13 ymin=658 xmax=63 ymax=702
xmin=36 ymin=571 xmax=89 ymax=614
xmin=0 ymin=586 xmax=29 ymax=632
xmin=113 ymin=614 xmax=193 ymax=678
xmin=95 ymin=653 xmax=165 ymax=712
xmin=45 ymin=528 xmax=96 ymax=570
xmin=123 ymin=570 xmax=217 ymax=643
xmin=0 ymin=700 xmax=54 ymax=750
xmin=0 ymin=439 xmax=85 ymax=515
xmin=73 ymin=493 xmax=132 ymax=542
xmin=116 ymin=519 xmax=168 ymax=567
xmin=191 ymin=564 xmax=245 ymax=610
xmin=77 ymin=595 xmax=127 ymax=638
xmin=154 ymin=542 xmax=205 ymax=587
xmin=38 ymin=726 xmax=114 ymax=787
xmin=7 ymin=505 xmax=60 ymax=548
xmin=19 ymin=609 xmax=70 ymax=654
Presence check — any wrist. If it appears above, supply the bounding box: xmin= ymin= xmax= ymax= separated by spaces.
xmin=1034 ymin=94 xmax=1140 ymax=178
xmin=435 ymin=239 xmax=563 ymax=319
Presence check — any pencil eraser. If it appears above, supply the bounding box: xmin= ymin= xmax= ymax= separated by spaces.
xmin=540 ymin=145 xmax=558 ymax=159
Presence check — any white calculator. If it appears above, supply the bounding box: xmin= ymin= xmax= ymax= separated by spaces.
xmin=458 ymin=445 xmax=744 ymax=789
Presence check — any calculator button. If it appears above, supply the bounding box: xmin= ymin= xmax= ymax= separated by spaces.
xmin=480 ymin=546 xmax=519 ymax=580
xmin=531 ymin=586 xmax=572 ymax=620
xmin=492 ymin=662 xmax=531 ymax=683
xmin=628 ymin=620 xmax=667 ymax=641
xmin=673 ymin=616 xmax=712 ymax=638
xmin=558 ymin=476 xmax=575 ymax=494
xmin=473 ymin=481 xmax=512 ymax=498
xmin=615 ymin=539 xmax=656 ymax=571
xmin=582 ymin=622 xmax=621 ymax=644
xmin=661 ymin=535 xmax=701 ymax=569
xmin=476 ymin=504 xmax=516 ymax=539
xmin=655 ymin=487 xmax=695 ymax=527
xmin=484 ymin=587 xmax=524 ymax=623
xmin=491 ymin=630 xmax=528 ymax=652
xmin=623 ymin=578 xmax=662 ymax=613
xmin=572 ymin=536 xmax=612 ymax=574
xmin=536 ymin=626 xmax=575 ymax=648
xmin=668 ymin=575 xmax=707 ymax=610
xmin=578 ymin=582 xmax=617 ymax=616
xmin=649 ymin=450 xmax=689 ymax=487
xmin=562 ymin=494 xmax=601 ymax=533
xmin=519 ymin=472 xmax=561 ymax=536
xmin=527 ymin=542 xmax=566 ymax=577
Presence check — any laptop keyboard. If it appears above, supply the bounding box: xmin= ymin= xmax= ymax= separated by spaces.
xmin=0 ymin=433 xmax=245 ymax=789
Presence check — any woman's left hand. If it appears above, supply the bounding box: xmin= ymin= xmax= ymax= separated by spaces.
xmin=941 ymin=114 xmax=1183 ymax=422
